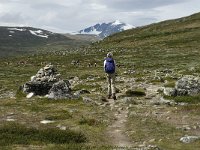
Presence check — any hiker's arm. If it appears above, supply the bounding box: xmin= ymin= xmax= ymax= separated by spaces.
xmin=103 ymin=60 xmax=106 ymax=71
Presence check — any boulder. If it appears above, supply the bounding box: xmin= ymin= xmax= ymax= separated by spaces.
xmin=180 ymin=135 xmax=200 ymax=143
xmin=175 ymin=75 xmax=200 ymax=96
xmin=48 ymin=80 xmax=72 ymax=99
xmin=163 ymin=75 xmax=200 ymax=96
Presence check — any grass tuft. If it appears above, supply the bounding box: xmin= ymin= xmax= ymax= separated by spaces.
xmin=79 ymin=116 xmax=99 ymax=126
xmin=125 ymin=89 xmax=146 ymax=97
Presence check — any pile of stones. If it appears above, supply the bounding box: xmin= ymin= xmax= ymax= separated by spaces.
xmin=21 ymin=64 xmax=74 ymax=99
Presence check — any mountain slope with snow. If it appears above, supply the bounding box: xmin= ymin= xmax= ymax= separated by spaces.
xmin=77 ymin=20 xmax=134 ymax=38
xmin=0 ymin=26 xmax=90 ymax=57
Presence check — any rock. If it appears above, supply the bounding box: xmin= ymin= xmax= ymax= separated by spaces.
xmin=163 ymin=87 xmax=176 ymax=96
xmin=6 ymin=118 xmax=16 ymax=122
xmin=56 ymin=124 xmax=67 ymax=130
xmin=151 ymin=96 xmax=174 ymax=106
xmin=30 ymin=76 xmax=36 ymax=82
xmin=175 ymin=75 xmax=200 ymax=96
xmin=26 ymin=92 xmax=34 ymax=99
xmin=40 ymin=120 xmax=55 ymax=124
xmin=180 ymin=135 xmax=200 ymax=143
xmin=149 ymin=139 xmax=156 ymax=143
xmin=48 ymin=80 xmax=72 ymax=99
xmin=82 ymin=97 xmax=92 ymax=103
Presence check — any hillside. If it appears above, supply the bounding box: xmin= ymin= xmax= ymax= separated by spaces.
xmin=0 ymin=27 xmax=90 ymax=57
xmin=97 ymin=12 xmax=200 ymax=50
xmin=90 ymin=12 xmax=200 ymax=72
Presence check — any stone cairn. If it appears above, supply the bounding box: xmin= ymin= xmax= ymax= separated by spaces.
xmin=22 ymin=64 xmax=74 ymax=99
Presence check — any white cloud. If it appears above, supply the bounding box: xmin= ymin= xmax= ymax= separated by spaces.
xmin=0 ymin=0 xmax=199 ymax=32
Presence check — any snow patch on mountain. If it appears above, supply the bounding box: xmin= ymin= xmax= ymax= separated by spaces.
xmin=8 ymin=28 xmax=26 ymax=32
xmin=29 ymin=30 xmax=49 ymax=38
xmin=7 ymin=27 xmax=52 ymax=38
xmin=112 ymin=20 xmax=122 ymax=25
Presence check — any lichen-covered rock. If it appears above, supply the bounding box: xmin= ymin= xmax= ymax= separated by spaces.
xmin=163 ymin=87 xmax=176 ymax=96
xmin=164 ymin=75 xmax=200 ymax=96
xmin=180 ymin=135 xmax=200 ymax=143
xmin=175 ymin=75 xmax=200 ymax=96
xmin=48 ymin=80 xmax=72 ymax=99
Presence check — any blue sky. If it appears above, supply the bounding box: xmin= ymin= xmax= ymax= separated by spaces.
xmin=0 ymin=0 xmax=199 ymax=33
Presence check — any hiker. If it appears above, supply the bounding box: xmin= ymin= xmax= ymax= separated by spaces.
xmin=104 ymin=52 xmax=117 ymax=100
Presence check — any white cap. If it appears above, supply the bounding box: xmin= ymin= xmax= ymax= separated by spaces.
xmin=107 ymin=52 xmax=113 ymax=58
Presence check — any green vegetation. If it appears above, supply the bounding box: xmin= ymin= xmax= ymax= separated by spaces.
xmin=127 ymin=114 xmax=181 ymax=142
xmin=125 ymin=89 xmax=146 ymax=97
xmin=91 ymin=12 xmax=200 ymax=74
xmin=0 ymin=122 xmax=86 ymax=146
xmin=165 ymin=94 xmax=200 ymax=104
xmin=79 ymin=116 xmax=99 ymax=126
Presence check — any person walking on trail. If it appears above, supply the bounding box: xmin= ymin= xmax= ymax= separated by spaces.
xmin=104 ymin=52 xmax=117 ymax=100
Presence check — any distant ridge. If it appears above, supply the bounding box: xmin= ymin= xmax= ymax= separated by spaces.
xmin=0 ymin=26 xmax=90 ymax=57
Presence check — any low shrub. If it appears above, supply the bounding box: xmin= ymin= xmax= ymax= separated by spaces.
xmin=125 ymin=89 xmax=146 ymax=97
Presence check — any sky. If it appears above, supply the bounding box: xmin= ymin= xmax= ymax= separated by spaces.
xmin=0 ymin=0 xmax=199 ymax=33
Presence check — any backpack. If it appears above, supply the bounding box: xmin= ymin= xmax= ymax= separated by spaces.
xmin=105 ymin=58 xmax=115 ymax=74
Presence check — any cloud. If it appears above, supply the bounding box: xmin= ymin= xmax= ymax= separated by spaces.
xmin=97 ymin=0 xmax=188 ymax=11
xmin=0 ymin=0 xmax=199 ymax=32
xmin=0 ymin=12 xmax=25 ymax=23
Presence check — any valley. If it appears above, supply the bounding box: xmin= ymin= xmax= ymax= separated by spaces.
xmin=0 ymin=12 xmax=200 ymax=150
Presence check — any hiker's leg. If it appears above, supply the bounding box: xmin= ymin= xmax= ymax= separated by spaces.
xmin=107 ymin=74 xmax=112 ymax=97
xmin=111 ymin=73 xmax=116 ymax=98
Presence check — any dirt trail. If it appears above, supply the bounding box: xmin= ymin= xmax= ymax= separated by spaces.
xmin=104 ymin=84 xmax=161 ymax=148
xmin=106 ymin=99 xmax=134 ymax=147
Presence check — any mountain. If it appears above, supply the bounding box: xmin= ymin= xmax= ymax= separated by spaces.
xmin=77 ymin=20 xmax=134 ymax=38
xmin=0 ymin=26 xmax=91 ymax=57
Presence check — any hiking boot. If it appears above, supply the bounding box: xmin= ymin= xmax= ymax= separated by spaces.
xmin=101 ymin=96 xmax=108 ymax=102
xmin=112 ymin=94 xmax=117 ymax=100
xmin=107 ymin=95 xmax=112 ymax=99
